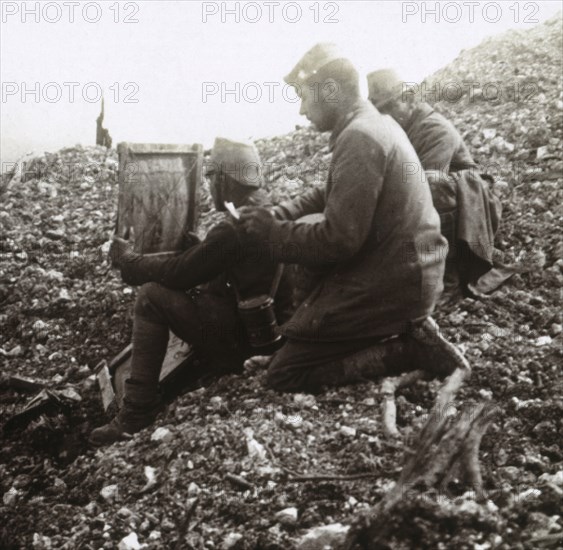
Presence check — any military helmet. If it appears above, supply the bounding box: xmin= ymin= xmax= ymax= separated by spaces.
xmin=367 ymin=68 xmax=407 ymax=109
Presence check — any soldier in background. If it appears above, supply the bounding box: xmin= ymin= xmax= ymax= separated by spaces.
xmin=367 ymin=69 xmax=503 ymax=297
xmin=240 ymin=44 xmax=468 ymax=393
xmin=89 ymin=138 xmax=292 ymax=446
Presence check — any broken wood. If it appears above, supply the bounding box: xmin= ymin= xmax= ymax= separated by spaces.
xmin=343 ymin=359 xmax=496 ymax=550
xmin=380 ymin=369 xmax=428 ymax=438
xmin=9 ymin=375 xmax=47 ymax=392
xmin=95 ymin=361 xmax=116 ymax=412
xmin=224 ymin=473 xmax=254 ymax=491
xmin=96 ymin=97 xmax=112 ymax=148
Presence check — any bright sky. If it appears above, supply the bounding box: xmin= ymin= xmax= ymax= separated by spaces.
xmin=1 ymin=0 xmax=561 ymax=165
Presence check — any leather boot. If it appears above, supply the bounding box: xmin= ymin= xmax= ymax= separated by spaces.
xmin=340 ymin=336 xmax=413 ymax=383
xmin=409 ymin=317 xmax=470 ymax=377
xmin=89 ymin=380 xmax=164 ymax=446
xmin=294 ymin=336 xmax=412 ymax=391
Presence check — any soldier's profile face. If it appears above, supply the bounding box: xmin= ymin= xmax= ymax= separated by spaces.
xmin=299 ymin=82 xmax=330 ymax=131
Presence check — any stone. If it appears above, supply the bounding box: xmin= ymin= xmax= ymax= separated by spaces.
xmin=45 ymin=229 xmax=64 ymax=240
xmin=244 ymin=428 xmax=267 ymax=461
xmin=275 ymin=507 xmax=298 ymax=526
xmin=32 ymin=533 xmax=52 ymax=549
xmin=340 ymin=426 xmax=357 ymax=437
xmin=3 ymin=487 xmax=20 ymax=506
xmin=7 ymin=345 xmax=23 ymax=357
xmin=118 ymin=532 xmax=141 ymax=550
xmin=296 ymin=523 xmax=350 ymax=550
xmin=187 ymin=482 xmax=200 ymax=496
xmin=151 ymin=427 xmax=174 ymax=444
xmin=539 ymin=471 xmax=563 ymax=487
xmin=53 ymin=477 xmax=67 ymax=493
xmin=534 ymin=336 xmax=552 ymax=346
xmin=536 ymin=145 xmax=550 ymax=159
xmin=222 ymin=533 xmax=243 ymax=549
xmin=293 ymin=393 xmax=317 ymax=408
xmin=100 ymin=484 xmax=119 ymax=502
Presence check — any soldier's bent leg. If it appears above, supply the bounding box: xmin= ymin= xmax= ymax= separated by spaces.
xmin=90 ymin=283 xmax=245 ymax=446
xmin=265 ymin=318 xmax=469 ymax=395
xmin=266 ymin=335 xmax=413 ymax=393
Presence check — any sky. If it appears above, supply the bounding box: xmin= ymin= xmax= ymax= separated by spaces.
xmin=1 ymin=0 xmax=561 ymax=166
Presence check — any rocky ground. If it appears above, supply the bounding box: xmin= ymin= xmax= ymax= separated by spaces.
xmin=1 ymin=14 xmax=562 ymax=550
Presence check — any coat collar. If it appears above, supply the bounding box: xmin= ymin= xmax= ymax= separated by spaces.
xmin=328 ymin=99 xmax=370 ymax=151
xmin=404 ymin=102 xmax=434 ymax=134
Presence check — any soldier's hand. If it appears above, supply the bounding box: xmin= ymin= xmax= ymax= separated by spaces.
xmin=238 ymin=207 xmax=276 ymax=240
xmin=109 ymin=227 xmax=139 ymax=267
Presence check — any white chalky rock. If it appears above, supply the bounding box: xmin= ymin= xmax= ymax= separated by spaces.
xmin=151 ymin=427 xmax=173 ymax=443
xmin=118 ymin=532 xmax=141 ymax=550
xmin=222 ymin=533 xmax=243 ymax=549
xmin=243 ymin=428 xmax=267 ymax=461
xmin=187 ymin=482 xmax=200 ymax=496
xmin=3 ymin=487 xmax=20 ymax=506
xmin=100 ymin=484 xmax=119 ymax=502
xmin=539 ymin=471 xmax=563 ymax=487
xmin=32 ymin=533 xmax=52 ymax=549
xmin=297 ymin=523 xmax=350 ymax=549
xmin=535 ymin=336 xmax=552 ymax=346
xmin=276 ymin=507 xmax=298 ymax=525
xmin=293 ymin=393 xmax=316 ymax=408
xmin=340 ymin=426 xmax=357 ymax=437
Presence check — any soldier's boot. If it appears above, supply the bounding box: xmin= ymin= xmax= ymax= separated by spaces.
xmin=338 ymin=336 xmax=414 ymax=383
xmin=89 ymin=380 xmax=164 ymax=447
xmin=410 ymin=317 xmax=470 ymax=377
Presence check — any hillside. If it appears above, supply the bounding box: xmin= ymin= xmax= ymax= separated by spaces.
xmin=1 ymin=14 xmax=562 ymax=550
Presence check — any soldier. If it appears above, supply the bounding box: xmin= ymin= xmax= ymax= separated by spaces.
xmin=240 ymin=43 xmax=468 ymax=393
xmin=367 ymin=69 xmax=503 ymax=296
xmin=89 ymin=138 xmax=292 ymax=446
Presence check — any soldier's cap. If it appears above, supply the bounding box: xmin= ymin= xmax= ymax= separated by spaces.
xmin=284 ymin=42 xmax=350 ymax=88
xmin=367 ymin=68 xmax=416 ymax=109
xmin=207 ymin=137 xmax=263 ymax=188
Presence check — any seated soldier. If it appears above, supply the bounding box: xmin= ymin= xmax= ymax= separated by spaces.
xmin=367 ymin=69 xmax=503 ymax=297
xmin=239 ymin=44 xmax=469 ymax=394
xmin=89 ymin=138 xmax=292 ymax=446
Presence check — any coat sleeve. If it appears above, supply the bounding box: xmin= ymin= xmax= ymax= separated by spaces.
xmin=119 ymin=223 xmax=242 ymax=289
xmin=272 ymin=187 xmax=325 ymax=221
xmin=269 ymin=130 xmax=385 ymax=267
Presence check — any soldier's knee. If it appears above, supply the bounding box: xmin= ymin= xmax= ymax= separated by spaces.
xmin=266 ymin=357 xmax=296 ymax=392
xmin=134 ymin=282 xmax=166 ymax=316
xmin=265 ymin=360 xmax=310 ymax=393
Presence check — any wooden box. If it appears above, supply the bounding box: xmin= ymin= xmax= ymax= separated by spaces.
xmin=117 ymin=142 xmax=203 ymax=253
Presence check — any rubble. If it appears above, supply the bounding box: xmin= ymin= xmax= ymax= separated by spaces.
xmin=0 ymin=14 xmax=562 ymax=550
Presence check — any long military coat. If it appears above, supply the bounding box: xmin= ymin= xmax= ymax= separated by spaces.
xmin=270 ymin=100 xmax=447 ymax=342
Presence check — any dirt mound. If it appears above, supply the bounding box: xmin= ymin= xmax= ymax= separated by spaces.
xmin=1 ymin=15 xmax=562 ymax=550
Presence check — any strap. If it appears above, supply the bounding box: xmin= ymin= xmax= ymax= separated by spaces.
xmin=268 ymin=264 xmax=284 ymax=298
xmin=230 ymin=263 xmax=284 ymax=302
